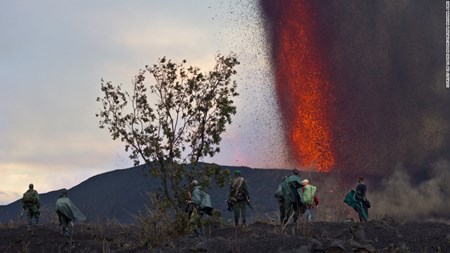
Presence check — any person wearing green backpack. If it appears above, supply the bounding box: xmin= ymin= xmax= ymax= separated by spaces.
xmin=22 ymin=183 xmax=40 ymax=226
xmin=281 ymin=169 xmax=304 ymax=225
xmin=301 ymin=179 xmax=319 ymax=222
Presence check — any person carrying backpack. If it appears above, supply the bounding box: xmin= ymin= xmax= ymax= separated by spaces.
xmin=56 ymin=189 xmax=86 ymax=236
xmin=355 ymin=176 xmax=370 ymax=222
xmin=281 ymin=169 xmax=304 ymax=225
xmin=228 ymin=170 xmax=250 ymax=227
xmin=301 ymin=179 xmax=319 ymax=222
xmin=22 ymin=183 xmax=40 ymax=225
xmin=188 ymin=180 xmax=213 ymax=237
xmin=343 ymin=176 xmax=370 ymax=222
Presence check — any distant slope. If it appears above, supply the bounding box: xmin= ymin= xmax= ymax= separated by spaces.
xmin=0 ymin=164 xmax=296 ymax=224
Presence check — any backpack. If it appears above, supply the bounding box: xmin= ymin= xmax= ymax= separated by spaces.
xmin=302 ymin=185 xmax=317 ymax=205
xmin=230 ymin=177 xmax=245 ymax=201
xmin=198 ymin=190 xmax=213 ymax=215
xmin=23 ymin=191 xmax=36 ymax=204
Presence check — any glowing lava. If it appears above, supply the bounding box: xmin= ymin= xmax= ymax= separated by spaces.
xmin=260 ymin=1 xmax=335 ymax=172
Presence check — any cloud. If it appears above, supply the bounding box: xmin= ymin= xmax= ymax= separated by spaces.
xmin=0 ymin=0 xmax=289 ymax=205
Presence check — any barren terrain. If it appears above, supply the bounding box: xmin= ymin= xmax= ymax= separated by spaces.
xmin=0 ymin=218 xmax=448 ymax=252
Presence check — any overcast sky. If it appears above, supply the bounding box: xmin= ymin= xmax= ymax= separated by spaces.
xmin=0 ymin=0 xmax=289 ymax=204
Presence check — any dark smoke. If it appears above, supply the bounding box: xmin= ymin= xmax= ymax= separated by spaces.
xmin=259 ymin=0 xmax=449 ymax=219
xmin=320 ymin=0 xmax=448 ymax=178
xmin=260 ymin=0 xmax=449 ymax=176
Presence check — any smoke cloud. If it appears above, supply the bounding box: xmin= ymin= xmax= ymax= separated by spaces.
xmin=322 ymin=0 xmax=448 ymax=176
xmin=260 ymin=0 xmax=449 ymax=176
xmin=259 ymin=0 xmax=449 ymax=220
xmin=371 ymin=159 xmax=450 ymax=220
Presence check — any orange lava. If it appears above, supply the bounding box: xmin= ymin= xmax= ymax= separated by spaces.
xmin=268 ymin=1 xmax=335 ymax=172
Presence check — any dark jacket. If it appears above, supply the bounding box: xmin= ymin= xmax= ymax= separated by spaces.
xmin=355 ymin=183 xmax=367 ymax=202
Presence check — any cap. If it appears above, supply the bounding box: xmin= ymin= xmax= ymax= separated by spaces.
xmin=301 ymin=179 xmax=309 ymax=185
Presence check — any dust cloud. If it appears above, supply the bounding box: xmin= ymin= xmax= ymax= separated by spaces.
xmin=370 ymin=159 xmax=450 ymax=221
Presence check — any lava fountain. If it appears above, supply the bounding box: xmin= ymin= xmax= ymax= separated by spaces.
xmin=260 ymin=1 xmax=335 ymax=172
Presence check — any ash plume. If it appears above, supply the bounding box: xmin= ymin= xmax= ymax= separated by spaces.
xmin=259 ymin=0 xmax=449 ymax=177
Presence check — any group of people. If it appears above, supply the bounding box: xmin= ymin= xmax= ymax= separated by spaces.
xmin=274 ymin=169 xmax=319 ymax=225
xmin=187 ymin=168 xmax=370 ymax=237
xmin=22 ymin=184 xmax=86 ymax=236
xmin=186 ymin=170 xmax=250 ymax=237
xmin=23 ymin=169 xmax=369 ymax=238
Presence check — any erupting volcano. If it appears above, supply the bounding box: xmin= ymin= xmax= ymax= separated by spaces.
xmin=260 ymin=1 xmax=335 ymax=172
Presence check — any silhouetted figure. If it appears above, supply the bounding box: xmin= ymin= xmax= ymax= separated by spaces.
xmin=355 ymin=176 xmax=369 ymax=222
xmin=22 ymin=183 xmax=40 ymax=225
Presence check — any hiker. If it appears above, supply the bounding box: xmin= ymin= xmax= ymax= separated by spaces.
xmin=55 ymin=189 xmax=86 ymax=236
xmin=301 ymin=179 xmax=319 ymax=222
xmin=355 ymin=176 xmax=370 ymax=222
xmin=22 ymin=183 xmax=40 ymax=225
xmin=274 ymin=177 xmax=286 ymax=224
xmin=228 ymin=170 xmax=250 ymax=227
xmin=281 ymin=168 xmax=304 ymax=225
xmin=187 ymin=180 xmax=213 ymax=237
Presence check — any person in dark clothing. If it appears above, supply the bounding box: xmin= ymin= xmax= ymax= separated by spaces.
xmin=355 ymin=176 xmax=369 ymax=222
xmin=281 ymin=169 xmax=304 ymax=225
xmin=228 ymin=170 xmax=250 ymax=227
xmin=22 ymin=183 xmax=40 ymax=225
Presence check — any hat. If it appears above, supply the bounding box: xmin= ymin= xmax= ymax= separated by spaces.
xmin=301 ymin=179 xmax=309 ymax=185
xmin=190 ymin=180 xmax=198 ymax=186
xmin=234 ymin=170 xmax=241 ymax=175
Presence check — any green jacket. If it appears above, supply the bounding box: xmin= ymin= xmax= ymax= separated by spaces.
xmin=22 ymin=189 xmax=40 ymax=209
xmin=281 ymin=175 xmax=302 ymax=205
xmin=229 ymin=176 xmax=250 ymax=202
xmin=56 ymin=196 xmax=86 ymax=222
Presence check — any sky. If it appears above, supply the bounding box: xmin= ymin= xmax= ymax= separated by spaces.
xmin=0 ymin=0 xmax=288 ymax=205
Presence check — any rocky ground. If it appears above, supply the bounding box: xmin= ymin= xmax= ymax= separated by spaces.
xmin=0 ymin=219 xmax=449 ymax=252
